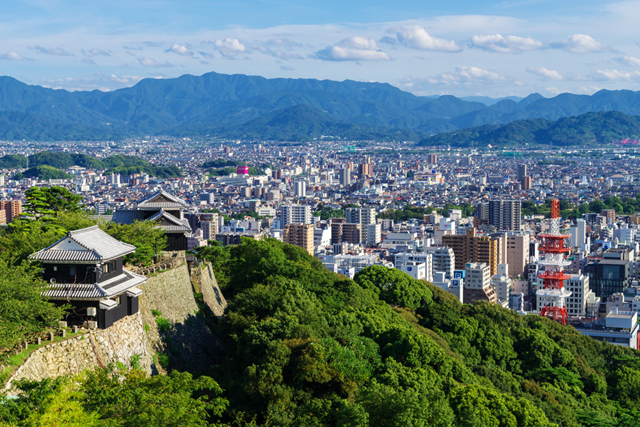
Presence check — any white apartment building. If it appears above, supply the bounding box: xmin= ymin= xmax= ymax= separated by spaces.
xmin=314 ymin=228 xmax=332 ymax=247
xmin=280 ymin=204 xmax=312 ymax=227
xmin=491 ymin=275 xmax=512 ymax=308
xmin=563 ymin=274 xmax=592 ymax=317
xmin=464 ymin=262 xmax=497 ymax=304
xmin=294 ymin=180 xmax=306 ymax=198
xmin=395 ymin=252 xmax=433 ymax=282
xmin=365 ymin=223 xmax=382 ymax=245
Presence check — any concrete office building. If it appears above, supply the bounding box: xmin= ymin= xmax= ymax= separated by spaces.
xmin=294 ymin=181 xmax=306 ymax=197
xmin=506 ymin=232 xmax=530 ymax=278
xmin=563 ymin=274 xmax=593 ymax=317
xmin=399 ymin=262 xmax=426 ymax=280
xmin=488 ymin=200 xmax=521 ymax=232
xmin=339 ymin=168 xmax=351 ymax=186
xmin=346 ymin=208 xmax=377 ymax=244
xmin=395 ymin=252 xmax=433 ymax=282
xmin=464 ymin=262 xmax=497 ymax=304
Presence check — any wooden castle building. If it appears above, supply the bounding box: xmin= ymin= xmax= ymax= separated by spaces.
xmin=112 ymin=190 xmax=192 ymax=251
xmin=30 ymin=225 xmax=147 ymax=329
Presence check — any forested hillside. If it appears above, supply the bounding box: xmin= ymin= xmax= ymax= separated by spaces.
xmin=420 ymin=111 xmax=640 ymax=147
xmin=2 ymin=192 xmax=640 ymax=425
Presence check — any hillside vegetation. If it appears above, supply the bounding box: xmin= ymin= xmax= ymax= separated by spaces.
xmin=2 ymin=191 xmax=640 ymax=425
xmin=0 ymin=151 xmax=182 ymax=178
xmin=420 ymin=111 xmax=640 ymax=147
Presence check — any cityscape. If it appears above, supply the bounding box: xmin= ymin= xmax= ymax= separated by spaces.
xmin=4 ymin=0 xmax=640 ymax=425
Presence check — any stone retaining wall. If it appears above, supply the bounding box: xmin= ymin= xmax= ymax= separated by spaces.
xmin=7 ymin=312 xmax=151 ymax=390
xmin=194 ymin=262 xmax=227 ymax=316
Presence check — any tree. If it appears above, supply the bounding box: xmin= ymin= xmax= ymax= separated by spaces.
xmin=0 ymin=260 xmax=67 ymax=352
xmin=102 ymin=221 xmax=166 ymax=266
xmin=354 ymin=265 xmax=432 ymax=310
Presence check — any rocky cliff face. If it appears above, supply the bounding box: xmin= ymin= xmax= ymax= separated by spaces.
xmin=193 ymin=262 xmax=227 ymax=317
xmin=7 ymin=312 xmax=151 ymax=390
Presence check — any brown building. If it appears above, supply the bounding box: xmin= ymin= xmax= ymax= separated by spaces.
xmin=283 ymin=224 xmax=314 ymax=255
xmin=521 ymin=176 xmax=531 ymax=190
xmin=602 ymin=209 xmax=615 ymax=224
xmin=330 ymin=219 xmax=361 ymax=244
xmin=442 ymin=228 xmax=499 ymax=276
xmin=358 ymin=163 xmax=374 ymax=177
xmin=427 ymin=154 xmax=437 ymax=164
xmin=0 ymin=210 xmax=6 ymax=225
xmin=0 ymin=200 xmax=22 ymax=223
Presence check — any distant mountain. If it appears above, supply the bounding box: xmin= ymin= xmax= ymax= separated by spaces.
xmin=2 ymin=72 xmax=640 ymax=141
xmin=170 ymin=104 xmax=423 ymax=141
xmin=459 ymin=95 xmax=525 ymax=105
xmin=420 ymin=111 xmax=640 ymax=147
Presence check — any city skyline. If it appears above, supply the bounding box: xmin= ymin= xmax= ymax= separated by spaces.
xmin=2 ymin=0 xmax=640 ymax=97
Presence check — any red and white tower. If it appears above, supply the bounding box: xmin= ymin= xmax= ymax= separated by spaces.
xmin=537 ymin=199 xmax=572 ymax=325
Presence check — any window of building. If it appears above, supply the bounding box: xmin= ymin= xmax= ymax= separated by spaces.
xmin=69 ymin=266 xmax=76 ymax=276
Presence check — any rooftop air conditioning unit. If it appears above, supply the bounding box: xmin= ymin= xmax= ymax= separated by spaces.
xmin=87 ymin=321 xmax=98 ymax=329
xmin=87 ymin=307 xmax=97 ymax=317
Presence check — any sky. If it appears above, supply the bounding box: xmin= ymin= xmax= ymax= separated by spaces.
xmin=2 ymin=0 xmax=640 ymax=98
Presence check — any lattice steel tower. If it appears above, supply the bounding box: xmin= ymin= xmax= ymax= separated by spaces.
xmin=537 ymin=199 xmax=572 ymax=325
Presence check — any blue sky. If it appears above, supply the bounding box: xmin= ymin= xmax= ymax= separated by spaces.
xmin=2 ymin=0 xmax=640 ymax=97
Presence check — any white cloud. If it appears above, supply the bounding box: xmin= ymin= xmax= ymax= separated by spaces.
xmin=40 ymin=74 xmax=144 ymax=91
xmin=137 ymin=57 xmax=173 ymax=67
xmin=620 ymin=56 xmax=640 ymax=67
xmin=526 ymin=67 xmax=563 ymax=80
xmin=471 ymin=34 xmax=544 ymax=53
xmin=593 ymin=69 xmax=640 ymax=81
xmin=213 ymin=38 xmax=246 ymax=58
xmin=30 ymin=45 xmax=73 ymax=56
xmin=428 ymin=66 xmax=507 ymax=85
xmin=393 ymin=26 xmax=461 ymax=52
xmin=166 ymin=44 xmax=194 ymax=57
xmin=253 ymin=44 xmax=303 ymax=60
xmin=84 ymin=48 xmax=110 ymax=56
xmin=314 ymin=37 xmax=390 ymax=61
xmin=550 ymin=34 xmax=610 ymax=53
xmin=265 ymin=38 xmax=301 ymax=48
xmin=82 ymin=58 xmax=96 ymax=65
xmin=0 ymin=51 xmax=31 ymax=61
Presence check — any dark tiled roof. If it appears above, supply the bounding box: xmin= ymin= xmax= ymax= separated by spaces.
xmin=137 ymin=190 xmax=187 ymax=209
xmin=112 ymin=209 xmax=145 ymax=225
xmin=45 ymin=270 xmax=146 ymax=300
xmin=31 ymin=226 xmax=137 ymax=263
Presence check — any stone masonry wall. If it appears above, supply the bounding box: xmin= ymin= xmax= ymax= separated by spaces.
xmin=138 ymin=263 xmax=224 ymax=373
xmin=7 ymin=312 xmax=151 ymax=390
xmin=194 ymin=262 xmax=227 ymax=316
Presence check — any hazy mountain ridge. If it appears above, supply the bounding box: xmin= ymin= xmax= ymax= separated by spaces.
xmin=1 ymin=72 xmax=640 ymax=141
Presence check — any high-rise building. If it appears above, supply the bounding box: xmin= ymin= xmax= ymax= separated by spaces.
xmin=346 ymin=208 xmax=376 ymax=243
xmin=342 ymin=223 xmax=362 ymax=244
xmin=0 ymin=200 xmax=22 ymax=223
xmin=464 ymin=262 xmax=497 ymax=304
xmin=365 ymin=223 xmax=382 ymax=245
xmin=294 ymin=181 xmax=306 ymax=197
xmin=358 ymin=163 xmax=373 ymax=177
xmin=442 ymin=228 xmax=499 ymax=276
xmin=506 ymin=232 xmax=530 ymax=278
xmin=487 ymin=200 xmax=521 ymax=231
xmin=427 ymin=154 xmax=437 ymax=164
xmin=280 ymin=204 xmax=312 ymax=227
xmin=339 ymin=168 xmax=351 ymax=186
xmin=569 ymin=219 xmax=587 ymax=248
xmin=424 ymin=246 xmax=455 ymax=278
xmin=521 ymin=176 xmax=531 ymax=190
xmin=283 ymin=224 xmax=315 ymax=255
xmin=563 ymin=274 xmax=592 ymax=317
xmin=517 ymin=164 xmax=528 ymax=181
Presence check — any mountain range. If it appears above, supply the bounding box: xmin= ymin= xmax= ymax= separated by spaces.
xmin=3 ymin=72 xmax=640 ymax=142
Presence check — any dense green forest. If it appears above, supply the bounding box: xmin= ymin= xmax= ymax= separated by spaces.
xmin=420 ymin=111 xmax=640 ymax=147
xmin=2 ymin=188 xmax=640 ymax=425
xmin=0 ymin=152 xmax=182 ymax=179
xmin=17 ymin=165 xmax=72 ymax=180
